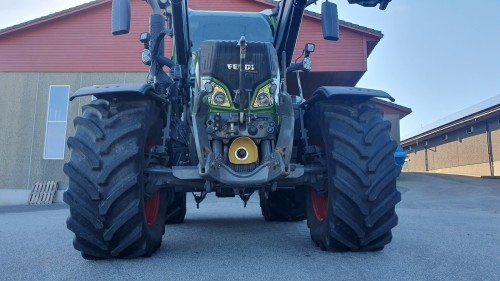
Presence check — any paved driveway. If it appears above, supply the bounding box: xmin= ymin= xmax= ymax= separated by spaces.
xmin=0 ymin=173 xmax=499 ymax=280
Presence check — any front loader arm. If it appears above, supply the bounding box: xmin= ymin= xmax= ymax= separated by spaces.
xmin=273 ymin=0 xmax=392 ymax=70
xmin=274 ymin=0 xmax=308 ymax=69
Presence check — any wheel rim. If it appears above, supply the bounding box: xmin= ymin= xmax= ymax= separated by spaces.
xmin=311 ymin=188 xmax=328 ymax=222
xmin=144 ymin=191 xmax=160 ymax=225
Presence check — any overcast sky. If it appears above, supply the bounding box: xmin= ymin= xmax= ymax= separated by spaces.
xmin=1 ymin=0 xmax=499 ymax=138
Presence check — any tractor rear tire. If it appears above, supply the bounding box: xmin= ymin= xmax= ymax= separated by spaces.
xmin=305 ymin=99 xmax=400 ymax=251
xmin=63 ymin=99 xmax=167 ymax=259
xmin=260 ymin=189 xmax=306 ymax=221
xmin=164 ymin=192 xmax=187 ymax=224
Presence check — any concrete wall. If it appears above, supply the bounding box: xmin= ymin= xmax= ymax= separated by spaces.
xmin=404 ymin=116 xmax=500 ymax=177
xmin=0 ymin=72 xmax=145 ymax=204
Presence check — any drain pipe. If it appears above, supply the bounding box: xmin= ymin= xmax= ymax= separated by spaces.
xmin=486 ymin=121 xmax=494 ymax=176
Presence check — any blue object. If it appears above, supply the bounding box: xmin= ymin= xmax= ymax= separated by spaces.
xmin=394 ymin=145 xmax=407 ymax=176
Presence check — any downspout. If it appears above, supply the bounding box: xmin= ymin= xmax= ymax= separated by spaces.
xmin=485 ymin=121 xmax=494 ymax=176
xmin=424 ymin=147 xmax=429 ymax=172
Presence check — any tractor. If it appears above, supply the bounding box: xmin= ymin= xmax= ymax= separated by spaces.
xmin=63 ymin=0 xmax=400 ymax=259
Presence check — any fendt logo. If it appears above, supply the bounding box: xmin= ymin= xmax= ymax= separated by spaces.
xmin=227 ymin=64 xmax=255 ymax=71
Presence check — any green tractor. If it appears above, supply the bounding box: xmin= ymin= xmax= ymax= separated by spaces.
xmin=63 ymin=0 xmax=399 ymax=259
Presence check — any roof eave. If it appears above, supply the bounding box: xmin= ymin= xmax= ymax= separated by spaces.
xmin=401 ymin=105 xmax=500 ymax=146
xmin=372 ymin=98 xmax=412 ymax=119
xmin=0 ymin=0 xmax=110 ymax=38
xmin=1 ymin=0 xmax=383 ymax=39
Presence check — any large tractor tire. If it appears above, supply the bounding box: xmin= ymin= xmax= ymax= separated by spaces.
xmin=164 ymin=192 xmax=187 ymax=224
xmin=305 ymin=99 xmax=401 ymax=251
xmin=260 ymin=189 xmax=306 ymax=221
xmin=63 ymin=99 xmax=167 ymax=259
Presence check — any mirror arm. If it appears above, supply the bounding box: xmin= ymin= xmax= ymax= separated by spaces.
xmin=286 ymin=63 xmax=303 ymax=73
xmin=146 ymin=0 xmax=162 ymax=14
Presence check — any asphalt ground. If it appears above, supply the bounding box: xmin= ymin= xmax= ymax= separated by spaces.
xmin=0 ymin=173 xmax=499 ymax=281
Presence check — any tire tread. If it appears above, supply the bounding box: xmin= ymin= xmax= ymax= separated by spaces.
xmin=306 ymin=100 xmax=400 ymax=252
xmin=64 ymin=99 xmax=166 ymax=259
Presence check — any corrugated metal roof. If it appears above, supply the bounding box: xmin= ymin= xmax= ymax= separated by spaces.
xmin=402 ymin=94 xmax=500 ymax=141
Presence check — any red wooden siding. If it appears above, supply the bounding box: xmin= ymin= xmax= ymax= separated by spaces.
xmin=297 ymin=16 xmax=366 ymax=71
xmin=0 ymin=0 xmax=380 ymax=72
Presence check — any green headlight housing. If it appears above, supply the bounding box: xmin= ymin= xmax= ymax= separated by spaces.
xmin=205 ymin=80 xmax=231 ymax=108
xmin=252 ymin=82 xmax=275 ymax=108
xmin=202 ymin=78 xmax=277 ymax=112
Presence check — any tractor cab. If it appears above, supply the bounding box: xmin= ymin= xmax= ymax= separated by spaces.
xmin=188 ymin=11 xmax=274 ymax=50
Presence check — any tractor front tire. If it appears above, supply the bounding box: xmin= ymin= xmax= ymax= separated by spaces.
xmin=305 ymin=100 xmax=401 ymax=251
xmin=63 ymin=99 xmax=167 ymax=259
xmin=260 ymin=189 xmax=306 ymax=221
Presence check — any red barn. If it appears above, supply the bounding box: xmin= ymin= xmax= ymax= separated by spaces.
xmin=0 ymin=0 xmax=410 ymax=205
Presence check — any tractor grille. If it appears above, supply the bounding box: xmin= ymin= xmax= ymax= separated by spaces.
xmin=199 ymin=40 xmax=278 ymax=99
xmin=228 ymin=162 xmax=258 ymax=173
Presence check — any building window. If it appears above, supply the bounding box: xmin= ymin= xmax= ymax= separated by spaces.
xmin=44 ymin=85 xmax=70 ymax=159
xmin=466 ymin=126 xmax=474 ymax=134
xmin=441 ymin=134 xmax=448 ymax=141
xmin=498 ymin=117 xmax=500 ymax=124
xmin=406 ymin=146 xmax=412 ymax=152
xmin=420 ymin=140 xmax=428 ymax=147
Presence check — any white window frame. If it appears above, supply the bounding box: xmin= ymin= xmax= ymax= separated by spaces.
xmin=43 ymin=85 xmax=70 ymax=160
xmin=441 ymin=134 xmax=448 ymax=141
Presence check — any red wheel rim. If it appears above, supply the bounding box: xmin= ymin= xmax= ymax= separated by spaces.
xmin=311 ymin=188 xmax=328 ymax=222
xmin=144 ymin=191 xmax=160 ymax=225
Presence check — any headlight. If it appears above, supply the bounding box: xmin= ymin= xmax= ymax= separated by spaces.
xmin=204 ymin=81 xmax=213 ymax=93
xmin=253 ymin=83 xmax=274 ymax=108
xmin=141 ymin=49 xmax=151 ymax=65
xmin=302 ymin=57 xmax=312 ymax=71
xmin=255 ymin=92 xmax=271 ymax=107
xmin=213 ymin=92 xmax=227 ymax=106
xmin=208 ymin=84 xmax=231 ymax=107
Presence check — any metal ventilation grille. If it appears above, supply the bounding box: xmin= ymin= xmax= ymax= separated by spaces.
xmin=228 ymin=162 xmax=258 ymax=173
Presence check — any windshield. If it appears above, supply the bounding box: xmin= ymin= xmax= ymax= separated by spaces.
xmin=189 ymin=10 xmax=274 ymax=51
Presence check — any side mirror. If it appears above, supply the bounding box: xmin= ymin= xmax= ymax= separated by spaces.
xmin=321 ymin=1 xmax=339 ymax=41
xmin=112 ymin=0 xmax=131 ymax=35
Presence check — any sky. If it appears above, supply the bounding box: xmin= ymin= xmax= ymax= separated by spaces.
xmin=1 ymin=0 xmax=499 ymax=138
